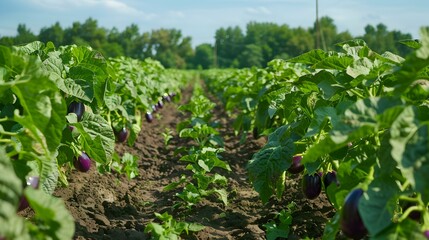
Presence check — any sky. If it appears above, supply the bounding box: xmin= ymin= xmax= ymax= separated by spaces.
xmin=0 ymin=0 xmax=428 ymax=46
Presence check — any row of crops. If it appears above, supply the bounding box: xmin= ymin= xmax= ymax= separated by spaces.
xmin=202 ymin=29 xmax=429 ymax=239
xmin=0 ymin=41 xmax=189 ymax=239
xmin=2 ymin=28 xmax=429 ymax=239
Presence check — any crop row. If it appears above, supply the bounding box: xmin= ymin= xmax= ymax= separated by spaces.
xmin=145 ymin=82 xmax=231 ymax=238
xmin=203 ymin=29 xmax=429 ymax=239
xmin=0 ymin=41 xmax=189 ymax=239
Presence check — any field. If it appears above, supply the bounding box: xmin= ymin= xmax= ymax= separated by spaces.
xmin=48 ymin=85 xmax=335 ymax=239
xmin=2 ymin=30 xmax=429 ymax=240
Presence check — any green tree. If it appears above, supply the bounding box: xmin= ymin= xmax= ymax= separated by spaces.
xmin=215 ymin=26 xmax=244 ymax=67
xmin=286 ymin=27 xmax=314 ymax=57
xmin=14 ymin=24 xmax=37 ymax=45
xmin=361 ymin=23 xmax=413 ymax=56
xmin=39 ymin=22 xmax=64 ymax=46
xmin=148 ymin=29 xmax=194 ymax=68
xmin=239 ymin=44 xmax=264 ymax=68
xmin=193 ymin=43 xmax=214 ymax=69
xmin=119 ymin=24 xmax=141 ymax=58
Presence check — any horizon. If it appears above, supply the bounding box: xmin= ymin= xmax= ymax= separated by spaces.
xmin=1 ymin=0 xmax=428 ymax=46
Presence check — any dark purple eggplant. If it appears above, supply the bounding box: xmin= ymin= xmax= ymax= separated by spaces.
xmin=288 ymin=155 xmax=305 ymax=174
xmin=340 ymin=188 xmax=367 ymax=239
xmin=115 ymin=127 xmax=129 ymax=143
xmin=74 ymin=152 xmax=91 ymax=172
xmin=145 ymin=112 xmax=153 ymax=123
xmin=163 ymin=95 xmax=171 ymax=102
xmin=17 ymin=176 xmax=40 ymax=211
xmin=68 ymin=101 xmax=85 ymax=121
xmin=323 ymin=171 xmax=339 ymax=189
xmin=302 ymin=173 xmax=322 ymax=199
xmin=157 ymin=100 xmax=164 ymax=109
xmin=152 ymin=104 xmax=158 ymax=113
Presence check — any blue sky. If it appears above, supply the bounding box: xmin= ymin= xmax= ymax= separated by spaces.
xmin=0 ymin=0 xmax=428 ymax=46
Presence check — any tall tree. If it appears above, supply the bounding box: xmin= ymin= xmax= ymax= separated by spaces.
xmin=14 ymin=24 xmax=37 ymax=45
xmin=239 ymin=44 xmax=264 ymax=68
xmin=193 ymin=43 xmax=214 ymax=69
xmin=215 ymin=26 xmax=244 ymax=67
xmin=148 ymin=29 xmax=194 ymax=68
xmin=39 ymin=22 xmax=64 ymax=46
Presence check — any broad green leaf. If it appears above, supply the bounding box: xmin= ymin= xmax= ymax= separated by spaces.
xmin=12 ymin=59 xmax=66 ymax=153
xmin=213 ymin=188 xmax=228 ymax=206
xmin=391 ymin=121 xmax=429 ymax=202
xmin=399 ymin=39 xmax=422 ymax=50
xmin=287 ymin=49 xmax=328 ymax=65
xmin=372 ymin=219 xmax=425 ymax=240
xmin=0 ymin=147 xmax=31 ymax=240
xmin=313 ymin=55 xmax=354 ymax=70
xmin=305 ymin=106 xmax=338 ymax=138
xmin=247 ymin=125 xmax=294 ymax=203
xmin=359 ymin=176 xmax=399 ymax=236
xmin=76 ymin=111 xmax=115 ymax=164
xmin=25 ymin=187 xmax=75 ymax=239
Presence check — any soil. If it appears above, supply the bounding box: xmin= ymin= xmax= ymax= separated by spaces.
xmin=52 ymin=83 xmax=337 ymax=239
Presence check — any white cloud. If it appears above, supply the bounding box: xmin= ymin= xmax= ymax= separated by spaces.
xmin=169 ymin=11 xmax=185 ymax=18
xmin=28 ymin=0 xmax=155 ymax=18
xmin=245 ymin=6 xmax=271 ymax=15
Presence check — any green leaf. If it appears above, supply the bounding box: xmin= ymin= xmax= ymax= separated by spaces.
xmin=213 ymin=188 xmax=228 ymax=206
xmin=399 ymin=39 xmax=422 ymax=50
xmin=305 ymin=106 xmax=338 ymax=138
xmin=322 ymin=212 xmax=341 ymax=240
xmin=390 ymin=121 xmax=429 ymax=202
xmin=247 ymin=125 xmax=295 ymax=203
xmin=359 ymin=176 xmax=399 ymax=236
xmin=25 ymin=187 xmax=75 ymax=240
xmin=287 ymin=49 xmax=328 ymax=65
xmin=313 ymin=55 xmax=354 ymax=70
xmin=76 ymin=111 xmax=115 ymax=164
xmin=373 ymin=219 xmax=426 ymax=240
xmin=0 ymin=147 xmax=31 ymax=240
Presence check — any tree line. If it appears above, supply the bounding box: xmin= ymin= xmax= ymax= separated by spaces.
xmin=0 ymin=17 xmax=417 ymax=69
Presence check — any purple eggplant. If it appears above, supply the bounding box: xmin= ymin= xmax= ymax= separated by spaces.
xmin=288 ymin=155 xmax=305 ymax=174
xmin=145 ymin=112 xmax=154 ymax=123
xmin=115 ymin=127 xmax=129 ymax=143
xmin=157 ymin=100 xmax=164 ymax=109
xmin=163 ymin=95 xmax=171 ymax=103
xmin=323 ymin=171 xmax=340 ymax=189
xmin=152 ymin=104 xmax=158 ymax=113
xmin=68 ymin=101 xmax=85 ymax=121
xmin=74 ymin=152 xmax=92 ymax=172
xmin=17 ymin=176 xmax=39 ymax=211
xmin=302 ymin=173 xmax=322 ymax=199
xmin=340 ymin=188 xmax=367 ymax=239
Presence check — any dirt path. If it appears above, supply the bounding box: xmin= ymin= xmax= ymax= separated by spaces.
xmin=52 ymin=82 xmax=335 ymax=239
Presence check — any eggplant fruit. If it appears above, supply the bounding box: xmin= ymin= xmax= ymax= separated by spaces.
xmin=302 ymin=173 xmax=322 ymax=199
xmin=287 ymin=155 xmax=305 ymax=174
xmin=340 ymin=188 xmax=367 ymax=239
xmin=145 ymin=112 xmax=154 ymax=123
xmin=115 ymin=127 xmax=129 ymax=143
xmin=17 ymin=176 xmax=40 ymax=211
xmin=67 ymin=101 xmax=85 ymax=121
xmin=74 ymin=152 xmax=92 ymax=172
xmin=323 ymin=171 xmax=339 ymax=189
